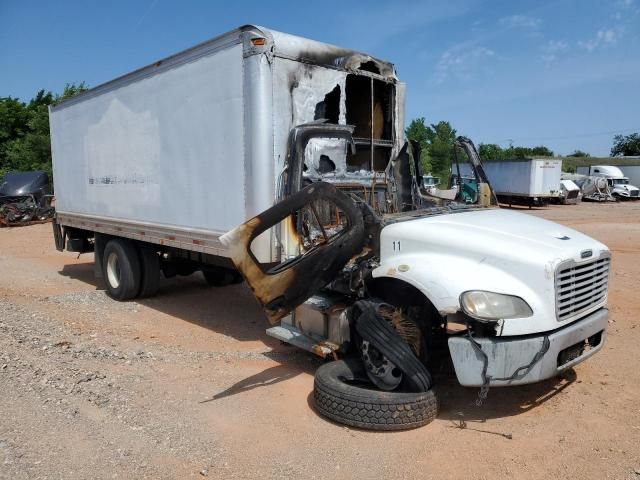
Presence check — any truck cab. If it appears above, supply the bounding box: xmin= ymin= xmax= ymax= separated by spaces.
xmin=223 ymin=132 xmax=610 ymax=392
xmin=590 ymin=165 xmax=640 ymax=199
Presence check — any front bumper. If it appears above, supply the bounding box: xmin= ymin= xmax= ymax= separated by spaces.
xmin=448 ymin=308 xmax=608 ymax=387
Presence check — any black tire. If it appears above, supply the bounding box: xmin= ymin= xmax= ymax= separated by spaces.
xmin=137 ymin=243 xmax=160 ymax=298
xmin=201 ymin=267 xmax=243 ymax=287
xmin=102 ymin=239 xmax=142 ymax=301
xmin=354 ymin=301 xmax=432 ymax=392
xmin=313 ymin=359 xmax=438 ymax=431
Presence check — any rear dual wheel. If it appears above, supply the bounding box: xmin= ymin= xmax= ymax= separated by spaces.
xmin=102 ymin=239 xmax=160 ymax=300
xmin=103 ymin=239 xmax=141 ymax=301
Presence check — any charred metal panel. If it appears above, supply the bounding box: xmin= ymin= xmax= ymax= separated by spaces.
xmin=272 ymin=58 xmax=349 ymax=176
xmin=220 ymin=182 xmax=365 ymax=323
xmin=391 ymin=143 xmax=415 ymax=212
xmin=268 ymin=29 xmax=396 ymax=81
xmin=283 ymin=123 xmax=356 ymax=196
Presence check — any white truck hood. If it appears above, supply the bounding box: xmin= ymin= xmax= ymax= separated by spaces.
xmin=612 ymin=184 xmax=639 ymax=197
xmin=373 ymin=208 xmax=610 ymax=335
xmin=413 ymin=208 xmax=601 ymax=255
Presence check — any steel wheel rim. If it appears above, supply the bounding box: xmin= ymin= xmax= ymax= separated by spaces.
xmin=106 ymin=252 xmax=121 ymax=289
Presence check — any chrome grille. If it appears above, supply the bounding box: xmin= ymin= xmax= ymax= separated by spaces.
xmin=555 ymin=253 xmax=610 ymax=321
xmin=631 ymin=190 xmax=639 ymax=197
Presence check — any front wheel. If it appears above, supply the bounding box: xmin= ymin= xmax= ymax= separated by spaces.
xmin=102 ymin=238 xmax=142 ymax=301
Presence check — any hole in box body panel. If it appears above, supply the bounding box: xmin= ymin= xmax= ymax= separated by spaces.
xmin=358 ymin=61 xmax=381 ymax=74
xmin=345 ymin=75 xmax=371 ymax=139
xmin=314 ymin=85 xmax=341 ymax=124
xmin=345 ymin=75 xmax=395 ymax=172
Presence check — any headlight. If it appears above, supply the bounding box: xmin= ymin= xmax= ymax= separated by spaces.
xmin=460 ymin=291 xmax=533 ymax=321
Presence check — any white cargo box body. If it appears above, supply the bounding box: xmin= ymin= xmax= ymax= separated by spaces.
xmin=50 ymin=25 xmax=402 ymax=260
xmin=483 ymin=159 xmax=562 ymax=197
xmin=52 ymin=42 xmax=246 ymax=235
xmin=620 ymin=165 xmax=640 ymax=186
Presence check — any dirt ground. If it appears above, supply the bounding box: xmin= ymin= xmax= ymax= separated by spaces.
xmin=1 ymin=201 xmax=639 ymax=480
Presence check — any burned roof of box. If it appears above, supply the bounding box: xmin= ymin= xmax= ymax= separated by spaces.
xmin=51 ymin=25 xmax=397 ymax=111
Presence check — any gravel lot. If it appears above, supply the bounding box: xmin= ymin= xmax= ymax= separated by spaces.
xmin=1 ymin=201 xmax=639 ymax=479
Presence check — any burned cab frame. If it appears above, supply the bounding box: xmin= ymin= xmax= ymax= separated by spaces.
xmin=221 ymin=181 xmax=365 ymax=323
xmin=224 ymin=119 xmax=499 ymax=350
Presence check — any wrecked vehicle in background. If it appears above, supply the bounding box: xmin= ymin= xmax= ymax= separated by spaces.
xmin=0 ymin=171 xmax=55 ymax=226
xmin=577 ymin=165 xmax=640 ymax=200
xmin=563 ymin=173 xmax=616 ymax=202
xmin=49 ymin=25 xmax=611 ymax=431
xmin=558 ymin=179 xmax=580 ymax=204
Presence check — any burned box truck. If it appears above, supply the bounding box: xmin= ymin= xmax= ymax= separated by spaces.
xmin=50 ymin=25 xmax=611 ymax=430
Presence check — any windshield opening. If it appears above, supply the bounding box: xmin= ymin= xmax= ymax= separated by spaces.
xmin=611 ymin=178 xmax=629 ymax=185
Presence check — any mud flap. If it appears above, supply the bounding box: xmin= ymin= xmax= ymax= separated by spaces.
xmin=220 ymin=182 xmax=365 ymax=323
xmin=52 ymin=218 xmax=64 ymax=251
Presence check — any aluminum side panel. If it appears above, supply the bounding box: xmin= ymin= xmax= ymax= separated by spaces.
xmin=243 ymin=52 xmax=275 ymax=262
xmin=50 ymin=43 xmax=245 ymax=232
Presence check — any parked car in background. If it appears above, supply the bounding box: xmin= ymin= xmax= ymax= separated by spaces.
xmin=422 ymin=174 xmax=440 ymax=193
xmin=0 ymin=171 xmax=55 ymax=226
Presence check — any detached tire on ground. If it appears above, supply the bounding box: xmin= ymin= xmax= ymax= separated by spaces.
xmin=102 ymin=238 xmax=142 ymax=301
xmin=314 ymin=358 xmax=438 ymax=431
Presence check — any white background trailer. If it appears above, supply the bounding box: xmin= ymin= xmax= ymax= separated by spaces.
xmin=482 ymin=159 xmax=562 ymax=205
xmin=50 ymin=25 xmax=403 ymax=264
xmin=620 ymin=165 xmax=640 ymax=186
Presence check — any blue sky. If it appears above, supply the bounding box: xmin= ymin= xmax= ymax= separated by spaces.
xmin=1 ymin=0 xmax=639 ymax=156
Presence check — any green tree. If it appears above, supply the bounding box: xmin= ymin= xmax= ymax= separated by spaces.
xmin=503 ymin=145 xmax=554 ymax=159
xmin=530 ymin=145 xmax=554 ymax=156
xmin=567 ymin=149 xmax=590 ymax=157
xmin=58 ymin=83 xmax=88 ymax=101
xmin=478 ymin=143 xmax=505 ymax=161
xmin=405 ymin=117 xmax=432 ymax=173
xmin=406 ymin=119 xmax=458 ymax=184
xmin=611 ymin=133 xmax=640 ymax=156
xmin=0 ymin=97 xmax=29 ymax=173
xmin=425 ymin=121 xmax=457 ymax=181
